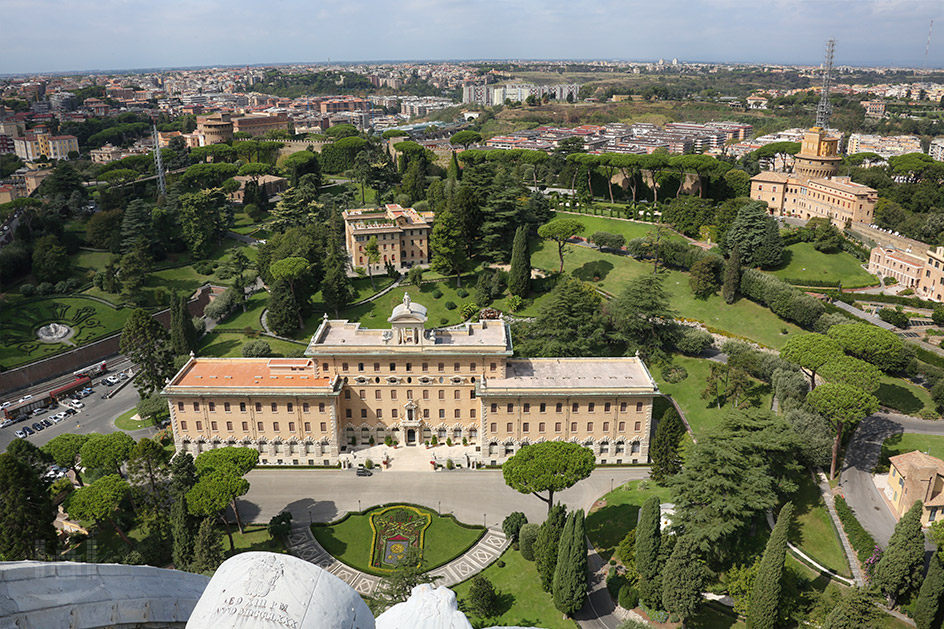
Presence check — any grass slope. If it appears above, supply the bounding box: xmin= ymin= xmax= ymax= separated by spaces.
xmin=879 ymin=433 xmax=944 ymax=470
xmin=585 ymin=479 xmax=673 ymax=562
xmin=451 ymin=548 xmax=578 ymax=629
xmin=771 ymin=242 xmax=878 ymax=288
xmin=788 ymin=474 xmax=851 ymax=578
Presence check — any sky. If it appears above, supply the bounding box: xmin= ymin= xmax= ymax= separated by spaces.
xmin=0 ymin=0 xmax=941 ymax=75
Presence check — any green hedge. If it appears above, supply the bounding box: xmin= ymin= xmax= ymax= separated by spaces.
xmin=914 ymin=346 xmax=944 ymax=370
xmin=834 ymin=496 xmax=878 ymax=562
xmin=830 ymin=291 xmax=938 ymax=310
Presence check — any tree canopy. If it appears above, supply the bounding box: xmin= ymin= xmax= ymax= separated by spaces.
xmin=502 ymin=441 xmax=595 ymax=512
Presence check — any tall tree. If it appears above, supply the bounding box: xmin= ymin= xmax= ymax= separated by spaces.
xmin=552 ymin=509 xmax=588 ymax=616
xmin=818 ymin=356 xmax=882 ymax=393
xmin=636 ymin=495 xmax=663 ymax=608
xmin=320 ymin=246 xmax=355 ymax=318
xmin=194 ymin=447 xmax=258 ymax=534
xmin=724 ymin=201 xmax=782 ymax=269
xmin=66 ymin=474 xmax=134 ymax=546
xmin=429 ymin=205 xmax=468 ymax=286
xmin=536 ymin=504 xmax=568 ymax=592
xmin=779 ymin=334 xmax=843 ymax=390
xmin=538 ymin=218 xmax=585 ymax=274
xmin=480 ymin=168 xmax=526 ymax=262
xmin=747 ymin=502 xmax=794 ymax=629
xmin=169 ymin=293 xmax=197 ymax=356
xmin=610 ymin=272 xmax=679 ymax=362
xmin=914 ymin=552 xmax=944 ymax=629
xmin=661 ymin=535 xmax=710 ymax=625
xmin=127 ymin=437 xmax=170 ymax=515
xmin=190 ymin=517 xmax=224 ymax=574
xmin=266 ymin=277 xmax=301 ymax=336
xmin=79 ymin=432 xmax=135 ymax=478
xmin=722 ymin=247 xmax=741 ymax=304
xmin=514 ymin=278 xmax=609 ymax=357
xmin=42 ymin=433 xmax=90 ymax=486
xmin=871 ymin=500 xmax=927 ymax=606
xmin=120 ymin=308 xmax=175 ymax=396
xmin=822 ymin=587 xmax=879 ymax=628
xmin=31 ymin=234 xmax=70 ymax=283
xmin=827 ymin=323 xmax=906 ymax=373
xmin=508 ymin=225 xmax=531 ymax=297
xmin=649 ymin=407 xmax=686 ymax=483
xmin=178 ymin=188 xmax=228 ymax=259
xmin=0 ymin=453 xmax=57 ymax=560
xmin=120 ymin=199 xmax=152 ymax=253
xmin=502 ymin=441 xmax=595 ymax=513
xmin=363 ymin=236 xmax=380 ymax=289
xmin=806 ymin=383 xmax=880 ymax=479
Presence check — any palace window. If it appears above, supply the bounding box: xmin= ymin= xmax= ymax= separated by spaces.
xmin=208 ymin=402 xmax=215 ymax=412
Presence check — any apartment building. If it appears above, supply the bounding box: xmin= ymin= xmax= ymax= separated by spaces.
xmin=13 ymin=132 xmax=79 ymax=161
xmin=846 ymin=133 xmax=922 ymax=158
xmin=343 ymin=204 xmax=434 ymax=273
xmin=163 ymin=295 xmax=659 ymax=466
xmin=867 ymin=248 xmax=924 ymax=289
xmin=929 ymin=138 xmax=944 ymax=162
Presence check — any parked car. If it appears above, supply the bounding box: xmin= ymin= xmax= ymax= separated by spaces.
xmin=63 ymin=408 xmax=77 ymax=416
xmin=1 ymin=401 xmax=11 ymax=409
xmin=31 ymin=422 xmax=44 ymax=432
xmin=69 ymin=400 xmax=84 ymax=409
xmin=32 ymin=407 xmax=46 ymax=416
xmin=40 ymin=419 xmax=52 ymax=428
xmin=51 ymin=414 xmax=66 ymax=424
xmin=22 ymin=426 xmax=34 ymax=436
xmin=118 ymin=372 xmax=128 ymax=380
xmin=0 ymin=419 xmax=12 ymax=428
xmin=355 ymin=468 xmax=373 ymax=477
xmin=14 ymin=430 xmax=25 ymax=439
xmin=17 ymin=395 xmax=32 ymax=403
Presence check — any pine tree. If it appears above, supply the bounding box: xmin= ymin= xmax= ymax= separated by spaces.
xmin=191 ymin=517 xmax=224 ymax=574
xmin=536 ymin=504 xmax=567 ymax=592
xmin=722 ymin=247 xmax=740 ymax=304
xmin=552 ymin=510 xmax=588 ymax=616
xmin=0 ymin=453 xmax=57 ymax=560
xmin=267 ymin=277 xmax=301 ymax=336
xmin=649 ymin=407 xmax=685 ymax=483
xmin=320 ymin=246 xmax=355 ymax=318
xmin=755 ymin=218 xmax=784 ymax=269
xmin=467 ymin=576 xmax=499 ymax=618
xmin=429 ymin=206 xmax=467 ymax=286
xmin=171 ymin=492 xmax=196 ymax=570
xmin=508 ymin=225 xmax=531 ymax=297
xmin=914 ymin=552 xmax=944 ymax=629
xmin=872 ymin=500 xmax=928 ymax=606
xmin=747 ymin=501 xmax=794 ymax=629
xmin=480 ymin=168 xmax=525 ymax=262
xmin=661 ymin=535 xmax=710 ymax=624
xmin=120 ymin=199 xmax=152 ymax=253
xmin=636 ymin=495 xmax=663 ymax=608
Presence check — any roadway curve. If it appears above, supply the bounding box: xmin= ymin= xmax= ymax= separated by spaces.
xmin=838 ymin=411 xmax=944 ymax=546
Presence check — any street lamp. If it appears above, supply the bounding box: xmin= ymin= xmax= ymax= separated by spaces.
xmin=483 ymin=513 xmax=486 ymax=527
xmin=358 ymin=499 xmax=361 ymax=512
xmin=611 ymin=478 xmax=614 ymax=493
xmin=308 ymin=508 xmax=312 ymax=526
xmin=438 ymin=500 xmax=441 ymax=515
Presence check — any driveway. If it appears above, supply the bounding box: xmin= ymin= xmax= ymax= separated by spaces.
xmin=238 ymin=467 xmax=649 ymax=527
xmin=839 ymin=411 xmax=944 ymax=545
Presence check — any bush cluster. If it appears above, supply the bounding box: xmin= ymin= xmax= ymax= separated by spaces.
xmin=739 ymin=268 xmax=825 ymax=328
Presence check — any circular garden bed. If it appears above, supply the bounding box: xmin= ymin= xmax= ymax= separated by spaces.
xmin=311 ymin=503 xmax=485 ymax=575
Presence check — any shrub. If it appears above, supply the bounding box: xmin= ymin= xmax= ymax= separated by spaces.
xmin=502 ymin=512 xmax=528 ymax=542
xmin=460 ymin=303 xmax=477 ymax=320
xmin=241 ymin=339 xmax=272 ymax=357
xmin=431 ymin=435 xmax=438 ymax=446
xmin=835 ymin=496 xmax=878 ymax=563
xmin=618 ymin=585 xmax=639 ymax=610
xmin=365 ymin=459 xmax=374 ymax=469
xmin=431 ymin=288 xmax=443 ymax=299
xmin=456 ymin=288 xmax=469 ymax=298
xmin=507 ymin=294 xmax=523 ymax=312
xmin=384 ymin=436 xmax=393 ymax=447
xmin=740 ymin=268 xmax=824 ymax=328
xmin=439 ymin=317 xmax=449 ymax=325
xmin=37 ymin=282 xmax=54 ymax=295
xmin=193 ymin=260 xmax=216 ymax=275
xmin=674 ymin=327 xmax=713 ymax=356
xmin=661 ymin=365 xmax=688 ymax=384
xmin=444 ymin=300 xmax=457 ymax=310
xmin=900 ymin=288 xmax=915 ymax=296
xmin=54 ymin=280 xmax=69 ymax=294
xmin=19 ymin=283 xmax=35 ymax=296
xmin=878 ymin=307 xmax=910 ymax=329
xmin=267 ymin=511 xmax=293 ymax=540
xmin=446 ymin=438 xmax=452 ymax=446
xmin=446 ymin=458 xmax=454 ymax=470
xmin=519 ymin=523 xmax=540 ymax=561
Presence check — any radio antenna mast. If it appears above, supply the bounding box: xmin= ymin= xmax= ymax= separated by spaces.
xmin=815 ymin=38 xmax=836 ymax=129
xmin=152 ymin=124 xmax=166 ymax=196
xmin=925 ymin=19 xmax=934 ymax=68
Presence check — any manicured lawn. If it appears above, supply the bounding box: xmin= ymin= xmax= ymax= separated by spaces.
xmin=223 ymin=524 xmax=286 ymax=557
xmin=688 ymin=605 xmax=747 ymax=629
xmin=654 ymin=356 xmax=772 ymax=438
xmin=788 ymin=474 xmax=850 ymax=578
xmin=217 ymin=293 xmax=267 ymax=330
xmin=451 ymin=548 xmax=578 ymax=629
xmin=311 ymin=504 xmax=484 ymax=575
xmin=585 ymin=479 xmax=673 ymax=562
xmin=770 ymin=242 xmax=878 ymax=288
xmin=879 ymin=433 xmax=944 ymax=472
xmin=548 ymin=210 xmax=684 ymax=244
xmin=875 ymin=375 xmax=937 ymax=417
xmin=114 ymin=408 xmax=157 ymax=431
xmin=0 ymin=296 xmax=130 ymax=369
xmin=530 ymin=241 xmax=804 ymax=349
xmin=310 ymin=275 xmax=396 ymax=310
xmin=198 ymin=331 xmax=306 ymax=358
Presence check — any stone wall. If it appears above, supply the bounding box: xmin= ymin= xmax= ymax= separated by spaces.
xmin=0 ymin=286 xmax=213 ymax=396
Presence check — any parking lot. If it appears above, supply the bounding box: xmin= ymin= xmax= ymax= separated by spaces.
xmin=0 ymin=376 xmax=145 ymax=451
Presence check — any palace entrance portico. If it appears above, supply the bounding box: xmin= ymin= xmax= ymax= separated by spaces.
xmin=402 ymin=400 xmax=422 ymax=446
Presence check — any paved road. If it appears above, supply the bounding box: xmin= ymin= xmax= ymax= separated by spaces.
xmin=839 ymin=411 xmax=944 ymax=546
xmin=0 ymin=380 xmax=146 ymax=451
xmin=239 ymin=467 xmax=649 ymax=527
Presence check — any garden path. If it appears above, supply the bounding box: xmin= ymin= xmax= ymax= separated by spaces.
xmin=285 ymin=522 xmax=509 ymax=598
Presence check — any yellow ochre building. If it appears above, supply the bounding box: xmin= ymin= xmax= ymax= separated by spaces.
xmin=163 ymin=294 xmax=659 ymax=467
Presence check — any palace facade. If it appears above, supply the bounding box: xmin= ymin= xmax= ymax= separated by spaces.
xmin=342 ymin=205 xmax=434 ymax=273
xmin=163 ymin=295 xmax=660 ymax=467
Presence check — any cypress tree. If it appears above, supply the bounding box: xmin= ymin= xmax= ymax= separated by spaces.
xmin=169 ymin=294 xmax=194 ymax=356
xmin=914 ymin=552 xmax=944 ymax=629
xmin=536 ymin=504 xmax=567 ymax=592
xmin=649 ymin=407 xmax=685 ymax=483
xmin=722 ymin=247 xmax=740 ymax=304
xmin=508 ymin=225 xmax=531 ymax=297
xmin=448 ymin=151 xmax=461 ymax=181
xmin=553 ymin=509 xmax=587 ymax=615
xmin=191 ymin=517 xmax=224 ymax=574
xmin=519 ymin=523 xmax=540 ymax=561
xmin=267 ymin=277 xmax=301 ymax=336
xmin=661 ymin=535 xmax=710 ymax=624
xmin=179 ymin=294 xmax=198 ymax=352
xmin=321 ymin=246 xmax=355 ymax=318
xmin=171 ymin=492 xmax=196 ymax=570
xmin=636 ymin=495 xmax=663 ymax=608
xmin=747 ymin=501 xmax=794 ymax=629
xmin=872 ymin=500 xmax=928 ymax=606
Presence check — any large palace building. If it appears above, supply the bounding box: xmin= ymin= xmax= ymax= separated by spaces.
xmin=342 ymin=205 xmax=434 ymax=273
xmin=750 ymin=127 xmax=878 ymax=226
xmin=163 ymin=295 xmax=659 ymax=467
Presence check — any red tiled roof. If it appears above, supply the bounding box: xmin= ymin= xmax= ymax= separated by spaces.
xmin=169 ymin=358 xmax=331 ymax=389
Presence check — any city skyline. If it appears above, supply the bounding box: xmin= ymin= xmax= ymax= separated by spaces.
xmin=1 ymin=0 xmax=940 ymax=75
